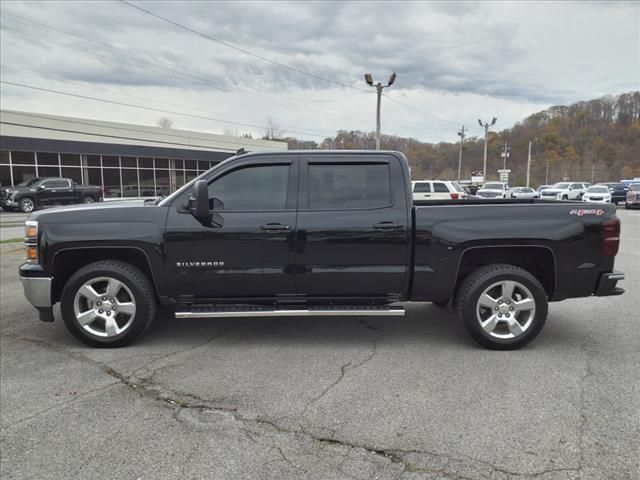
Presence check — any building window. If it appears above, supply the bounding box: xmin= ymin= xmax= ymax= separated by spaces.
xmin=11 ymin=151 xmax=35 ymax=165
xmin=140 ymin=157 xmax=153 ymax=169
xmin=62 ymin=167 xmax=82 ymax=184
xmin=86 ymin=155 xmax=101 ymax=167
xmin=122 ymin=168 xmax=139 ymax=197
xmin=139 ymin=168 xmax=154 ymax=196
xmin=0 ymin=165 xmax=11 ymax=187
xmin=103 ymin=168 xmax=121 ymax=198
xmin=86 ymin=168 xmax=101 ymax=187
xmin=61 ymin=153 xmax=81 ymax=166
xmin=38 ymin=166 xmax=60 ymax=178
xmin=37 ymin=152 xmax=59 ymax=166
xmin=12 ymin=165 xmax=37 ymax=184
xmin=121 ymin=156 xmax=136 ymax=168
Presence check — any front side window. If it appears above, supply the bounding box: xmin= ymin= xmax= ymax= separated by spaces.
xmin=208 ymin=164 xmax=289 ymax=211
xmin=433 ymin=182 xmax=449 ymax=193
xmin=308 ymin=163 xmax=390 ymax=209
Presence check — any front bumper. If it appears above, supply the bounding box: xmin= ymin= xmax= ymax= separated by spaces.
xmin=594 ymin=271 xmax=625 ymax=296
xmin=0 ymin=199 xmax=18 ymax=208
xmin=20 ymin=274 xmax=52 ymax=307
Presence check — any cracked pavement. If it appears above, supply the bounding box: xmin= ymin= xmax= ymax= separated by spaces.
xmin=1 ymin=210 xmax=639 ymax=479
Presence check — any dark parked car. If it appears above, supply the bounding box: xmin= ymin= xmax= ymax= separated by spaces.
xmin=598 ymin=182 xmax=627 ymax=204
xmin=0 ymin=177 xmax=102 ymax=213
xmin=19 ymin=150 xmax=624 ymax=350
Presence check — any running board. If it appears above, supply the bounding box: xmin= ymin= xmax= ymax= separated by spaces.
xmin=175 ymin=305 xmax=405 ymax=319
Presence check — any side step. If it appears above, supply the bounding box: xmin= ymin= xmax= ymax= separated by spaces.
xmin=175 ymin=305 xmax=405 ymax=319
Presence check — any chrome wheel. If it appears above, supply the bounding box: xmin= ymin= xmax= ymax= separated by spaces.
xmin=476 ymin=280 xmax=536 ymax=339
xmin=73 ymin=276 xmax=136 ymax=337
xmin=20 ymin=198 xmax=34 ymax=213
xmin=83 ymin=196 xmax=95 ymax=204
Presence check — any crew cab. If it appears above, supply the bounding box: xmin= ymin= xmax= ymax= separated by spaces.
xmin=18 ymin=151 xmax=625 ymax=350
xmin=0 ymin=177 xmax=102 ymax=213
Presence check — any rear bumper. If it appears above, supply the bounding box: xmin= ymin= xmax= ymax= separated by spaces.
xmin=594 ymin=271 xmax=625 ymax=296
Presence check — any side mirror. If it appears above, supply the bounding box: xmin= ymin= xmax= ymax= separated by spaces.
xmin=38 ymin=185 xmax=46 ymax=191
xmin=193 ymin=180 xmax=210 ymax=223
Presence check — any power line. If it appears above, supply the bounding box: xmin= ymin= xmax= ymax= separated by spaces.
xmin=0 ymin=81 xmax=334 ymax=138
xmin=1 ymin=13 xmax=373 ymax=124
xmin=119 ymin=0 xmax=370 ymax=93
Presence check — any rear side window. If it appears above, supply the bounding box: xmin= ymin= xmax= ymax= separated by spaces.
xmin=433 ymin=182 xmax=449 ymax=193
xmin=208 ymin=165 xmax=289 ymax=211
xmin=414 ymin=182 xmax=431 ymax=193
xmin=452 ymin=182 xmax=465 ymax=192
xmin=308 ymin=163 xmax=391 ymax=209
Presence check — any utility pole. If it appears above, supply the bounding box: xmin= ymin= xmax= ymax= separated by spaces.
xmin=457 ymin=125 xmax=465 ymax=181
xmin=364 ymin=73 xmax=397 ymax=150
xmin=526 ymin=140 xmax=533 ymax=187
xmin=502 ymin=141 xmax=509 ymax=170
xmin=478 ymin=117 xmax=497 ymax=182
xmin=545 ymin=159 xmax=549 ymax=185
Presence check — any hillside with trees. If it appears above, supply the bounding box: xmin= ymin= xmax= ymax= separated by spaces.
xmin=277 ymin=92 xmax=640 ymax=186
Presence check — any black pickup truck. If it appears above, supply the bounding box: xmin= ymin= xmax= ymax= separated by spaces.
xmin=18 ymin=151 xmax=624 ymax=349
xmin=0 ymin=177 xmax=102 ymax=213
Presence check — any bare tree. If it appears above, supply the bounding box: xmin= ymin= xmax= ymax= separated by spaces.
xmin=157 ymin=117 xmax=174 ymax=129
xmin=263 ymin=117 xmax=285 ymax=140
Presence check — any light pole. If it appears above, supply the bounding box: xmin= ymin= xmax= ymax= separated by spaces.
xmin=478 ymin=117 xmax=497 ymax=182
xmin=365 ymin=72 xmax=396 ymax=150
xmin=457 ymin=125 xmax=466 ymax=181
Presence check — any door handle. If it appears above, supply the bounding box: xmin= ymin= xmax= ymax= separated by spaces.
xmin=373 ymin=221 xmax=402 ymax=230
xmin=260 ymin=223 xmax=291 ymax=232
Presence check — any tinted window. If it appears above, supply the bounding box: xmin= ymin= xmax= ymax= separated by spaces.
xmin=414 ymin=182 xmax=431 ymax=193
xmin=433 ymin=182 xmax=449 ymax=193
xmin=208 ymin=165 xmax=289 ymax=211
xmin=42 ymin=179 xmax=69 ymax=188
xmin=588 ymin=186 xmax=608 ymax=193
xmin=308 ymin=163 xmax=390 ymax=209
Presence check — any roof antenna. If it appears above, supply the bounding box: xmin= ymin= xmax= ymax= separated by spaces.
xmin=236 ymin=148 xmax=246 ymax=155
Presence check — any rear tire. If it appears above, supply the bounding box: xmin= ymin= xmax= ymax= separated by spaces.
xmin=60 ymin=260 xmax=157 ymax=347
xmin=82 ymin=196 xmax=96 ymax=204
xmin=456 ymin=264 xmax=548 ymax=350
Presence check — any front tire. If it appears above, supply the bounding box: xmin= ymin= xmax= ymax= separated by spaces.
xmin=82 ymin=196 xmax=96 ymax=204
xmin=60 ymin=260 xmax=157 ymax=347
xmin=19 ymin=197 xmax=35 ymax=213
xmin=456 ymin=264 xmax=548 ymax=350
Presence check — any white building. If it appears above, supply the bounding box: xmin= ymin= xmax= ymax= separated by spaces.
xmin=0 ymin=110 xmax=287 ymax=197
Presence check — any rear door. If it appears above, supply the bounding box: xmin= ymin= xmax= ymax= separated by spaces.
xmin=295 ymin=153 xmax=411 ymax=299
xmin=412 ymin=181 xmax=432 ymax=200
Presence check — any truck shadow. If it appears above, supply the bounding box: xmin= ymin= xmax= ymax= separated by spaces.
xmin=143 ymin=303 xmax=475 ymax=349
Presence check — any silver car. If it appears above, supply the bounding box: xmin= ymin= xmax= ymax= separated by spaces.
xmin=510 ymin=187 xmax=539 ymax=199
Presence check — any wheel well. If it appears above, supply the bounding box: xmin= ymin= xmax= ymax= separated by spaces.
xmin=454 ymin=247 xmax=555 ymax=299
xmin=51 ymin=248 xmax=157 ymax=304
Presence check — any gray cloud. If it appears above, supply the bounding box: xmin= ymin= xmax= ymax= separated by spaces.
xmin=0 ymin=0 xmax=638 ymax=142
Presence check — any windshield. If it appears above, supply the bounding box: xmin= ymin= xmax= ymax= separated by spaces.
xmin=483 ymin=183 xmax=504 ymax=190
xmin=552 ymin=182 xmax=570 ymax=189
xmin=588 ymin=186 xmax=609 ymax=193
xmin=17 ymin=178 xmax=41 ymax=187
xmin=630 ymin=184 xmax=640 ymax=191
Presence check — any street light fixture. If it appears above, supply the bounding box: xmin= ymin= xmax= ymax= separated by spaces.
xmin=364 ymin=72 xmax=397 ymax=150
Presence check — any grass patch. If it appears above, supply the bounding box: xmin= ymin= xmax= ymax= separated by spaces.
xmin=0 ymin=238 xmax=22 ymax=244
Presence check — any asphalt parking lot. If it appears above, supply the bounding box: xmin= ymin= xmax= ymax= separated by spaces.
xmin=1 ymin=210 xmax=638 ymax=480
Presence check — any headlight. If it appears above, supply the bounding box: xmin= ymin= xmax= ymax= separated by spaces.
xmin=24 ymin=220 xmax=38 ymax=263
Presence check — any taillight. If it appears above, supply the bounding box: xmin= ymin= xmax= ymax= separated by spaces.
xmin=450 ymin=193 xmax=459 ymax=200
xmin=602 ymin=217 xmax=620 ymax=257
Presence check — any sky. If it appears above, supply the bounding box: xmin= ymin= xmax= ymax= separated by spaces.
xmin=1 ymin=0 xmax=639 ymax=144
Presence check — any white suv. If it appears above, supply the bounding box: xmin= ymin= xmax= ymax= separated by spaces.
xmin=412 ymin=180 xmax=466 ymax=200
xmin=539 ymin=182 xmax=590 ymax=200
xmin=476 ymin=182 xmax=510 ymax=198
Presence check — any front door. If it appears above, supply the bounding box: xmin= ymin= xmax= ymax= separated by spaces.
xmin=294 ymin=154 xmax=411 ymax=300
xmin=164 ymin=157 xmax=298 ymax=300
